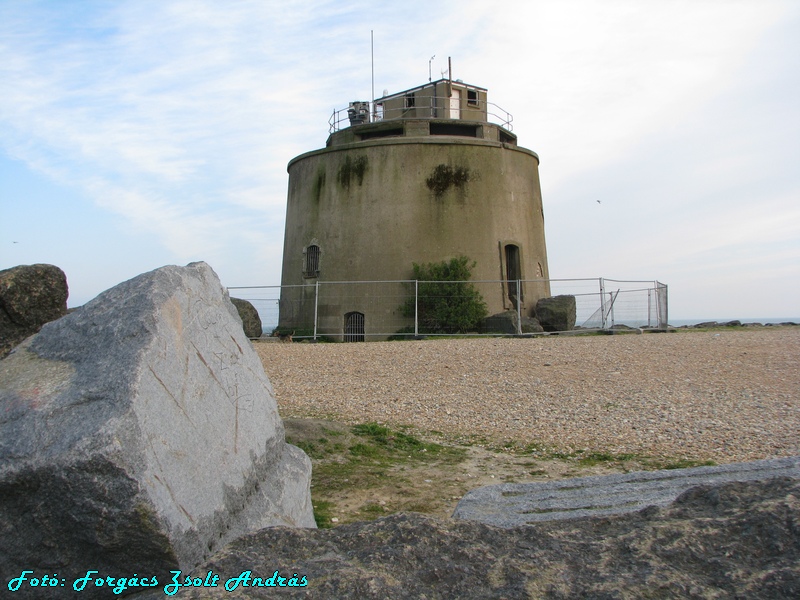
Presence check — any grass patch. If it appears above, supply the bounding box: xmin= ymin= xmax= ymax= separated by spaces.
xmin=652 ymin=458 xmax=717 ymax=470
xmin=578 ymin=452 xmax=638 ymax=466
xmin=497 ymin=441 xmax=711 ymax=472
xmin=311 ymin=500 xmax=336 ymax=528
xmin=292 ymin=440 xmax=327 ymax=460
xmin=349 ymin=442 xmax=381 ymax=458
xmin=289 ymin=420 xmax=466 ymax=527
xmin=351 ymin=422 xmax=444 ymax=456
xmin=287 ymin=418 xmax=723 ymax=528
xmin=358 ymin=502 xmax=387 ymax=517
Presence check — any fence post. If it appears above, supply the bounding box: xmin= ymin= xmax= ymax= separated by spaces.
xmin=516 ymin=280 xmax=522 ymax=335
xmin=609 ymin=291 xmax=616 ymax=328
xmin=659 ymin=282 xmax=668 ymax=329
xmin=599 ymin=278 xmax=607 ymax=329
xmin=414 ymin=280 xmax=419 ymax=338
xmin=313 ymin=280 xmax=319 ymax=341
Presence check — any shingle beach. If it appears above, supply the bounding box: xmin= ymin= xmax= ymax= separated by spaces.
xmin=256 ymin=328 xmax=799 ymax=462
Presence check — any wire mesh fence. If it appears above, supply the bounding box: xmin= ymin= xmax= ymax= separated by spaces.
xmin=226 ymin=285 xmax=282 ymax=332
xmin=228 ymin=278 xmax=667 ymax=340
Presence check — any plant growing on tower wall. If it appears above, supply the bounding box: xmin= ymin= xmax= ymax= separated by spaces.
xmin=402 ymin=255 xmax=488 ymax=334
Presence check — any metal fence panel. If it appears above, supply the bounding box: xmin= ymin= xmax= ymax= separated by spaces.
xmin=228 ymin=277 xmax=668 ymax=340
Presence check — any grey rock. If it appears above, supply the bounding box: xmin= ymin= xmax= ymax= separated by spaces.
xmin=0 ymin=262 xmax=314 ymax=599
xmin=534 ymin=295 xmax=576 ymax=332
xmin=519 ymin=316 xmax=543 ymax=334
xmin=230 ymin=298 xmax=263 ymax=338
xmin=131 ymin=477 xmax=800 ymax=599
xmin=0 ymin=264 xmax=68 ymax=358
xmin=453 ymin=456 xmax=800 ymax=526
xmin=481 ymin=310 xmax=542 ymax=335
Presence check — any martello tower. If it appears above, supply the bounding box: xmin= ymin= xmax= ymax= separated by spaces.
xmin=279 ymin=74 xmax=550 ymax=340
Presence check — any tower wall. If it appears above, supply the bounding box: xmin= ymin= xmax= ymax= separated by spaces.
xmin=279 ymin=122 xmax=550 ymax=339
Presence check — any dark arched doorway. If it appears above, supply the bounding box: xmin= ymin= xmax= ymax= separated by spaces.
xmin=344 ymin=311 xmax=365 ymax=342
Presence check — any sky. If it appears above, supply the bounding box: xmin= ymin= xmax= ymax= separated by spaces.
xmin=1 ymin=0 xmax=798 ymax=321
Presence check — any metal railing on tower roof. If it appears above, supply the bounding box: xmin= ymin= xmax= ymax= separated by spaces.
xmin=329 ymin=97 xmax=514 ymax=134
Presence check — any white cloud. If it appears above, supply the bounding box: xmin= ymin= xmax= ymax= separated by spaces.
xmin=467 ymin=1 xmax=788 ymax=190
xmin=0 ymin=0 xmax=798 ymax=318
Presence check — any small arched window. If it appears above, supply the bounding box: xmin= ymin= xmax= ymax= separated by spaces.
xmin=304 ymin=244 xmax=320 ymax=278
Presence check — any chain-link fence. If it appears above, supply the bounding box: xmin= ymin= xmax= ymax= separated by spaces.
xmin=226 ymin=285 xmax=282 ymax=332
xmin=548 ymin=278 xmax=668 ymax=330
xmin=228 ymin=278 xmax=667 ymax=340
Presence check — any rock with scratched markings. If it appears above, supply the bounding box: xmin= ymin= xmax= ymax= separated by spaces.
xmin=0 ymin=262 xmax=314 ymax=599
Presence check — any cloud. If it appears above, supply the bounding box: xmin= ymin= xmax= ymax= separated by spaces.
xmin=1 ymin=2 xmax=305 ymax=258
xmin=1 ymin=0 xmax=798 ymax=317
xmin=465 ymin=1 xmax=789 ymax=189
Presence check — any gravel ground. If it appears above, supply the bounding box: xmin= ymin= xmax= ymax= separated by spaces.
xmin=255 ymin=328 xmax=799 ymax=463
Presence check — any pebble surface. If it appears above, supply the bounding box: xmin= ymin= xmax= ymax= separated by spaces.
xmin=255 ymin=328 xmax=799 ymax=463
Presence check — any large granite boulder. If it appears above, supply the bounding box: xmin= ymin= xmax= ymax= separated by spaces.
xmin=0 ymin=264 xmax=68 ymax=358
xmin=535 ymin=295 xmax=576 ymax=332
xmin=0 ymin=262 xmax=314 ymax=598
xmin=231 ymin=297 xmax=263 ymax=338
xmin=131 ymin=477 xmax=799 ymax=599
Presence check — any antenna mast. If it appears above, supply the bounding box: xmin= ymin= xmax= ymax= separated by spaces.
xmin=371 ymin=30 xmax=375 ymax=119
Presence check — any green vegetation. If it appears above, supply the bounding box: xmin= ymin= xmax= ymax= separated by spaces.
xmin=286 ymin=419 xmax=721 ymax=528
xmin=658 ymin=458 xmax=717 ymax=470
xmin=310 ymin=500 xmax=336 ymax=528
xmin=426 ymin=164 xmax=471 ymax=197
xmin=286 ymin=421 xmax=465 ymax=528
xmin=482 ymin=440 xmax=717 ymax=471
xmin=337 ymin=154 xmax=368 ymax=189
xmin=402 ymin=255 xmax=488 ymax=334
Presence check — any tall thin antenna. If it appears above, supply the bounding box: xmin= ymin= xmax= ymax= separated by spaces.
xmin=371 ymin=30 xmax=375 ymax=119
xmin=429 ymin=55 xmax=435 ymax=82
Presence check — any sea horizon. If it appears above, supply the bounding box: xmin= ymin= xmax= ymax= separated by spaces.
xmin=668 ymin=317 xmax=799 ymax=327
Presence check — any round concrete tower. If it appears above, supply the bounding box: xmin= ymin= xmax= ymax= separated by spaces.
xmin=279 ymin=78 xmax=550 ymax=340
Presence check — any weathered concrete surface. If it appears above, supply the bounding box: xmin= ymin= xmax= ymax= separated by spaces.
xmin=0 ymin=262 xmax=314 ymax=598
xmin=280 ymin=127 xmax=551 ymax=339
xmin=0 ymin=263 xmax=68 ymax=358
xmin=131 ymin=477 xmax=800 ymax=599
xmin=230 ymin=297 xmax=263 ymax=338
xmin=453 ymin=456 xmax=800 ymax=526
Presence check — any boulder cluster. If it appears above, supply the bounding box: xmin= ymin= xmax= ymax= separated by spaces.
xmin=483 ymin=294 xmax=576 ymax=334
